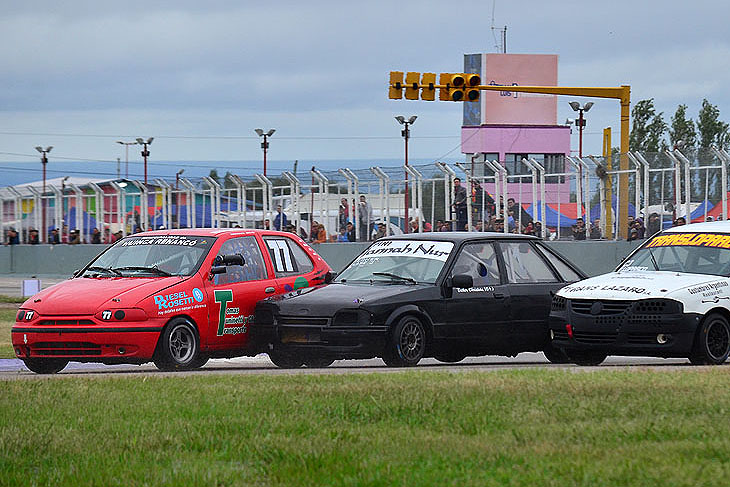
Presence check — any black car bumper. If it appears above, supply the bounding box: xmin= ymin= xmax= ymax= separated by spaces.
xmin=251 ymin=321 xmax=388 ymax=359
xmin=549 ymin=297 xmax=701 ymax=357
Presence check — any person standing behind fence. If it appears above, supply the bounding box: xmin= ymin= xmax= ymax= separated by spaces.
xmin=273 ymin=205 xmax=288 ymax=231
xmin=453 ymin=177 xmax=467 ymax=231
xmin=357 ymin=195 xmax=373 ymax=241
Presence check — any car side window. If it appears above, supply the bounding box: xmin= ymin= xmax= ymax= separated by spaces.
xmin=263 ymin=236 xmax=314 ymax=277
xmin=500 ymin=241 xmax=558 ymax=284
xmin=213 ymin=236 xmax=268 ymax=285
xmin=536 ymin=244 xmax=583 ymax=282
xmin=449 ymin=242 xmax=501 ymax=286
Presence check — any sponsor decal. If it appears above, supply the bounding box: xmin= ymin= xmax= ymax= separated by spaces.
xmin=120 ymin=235 xmax=204 ymax=247
xmin=154 ymin=289 xmax=208 ymax=316
xmin=687 ymin=281 xmax=729 ymax=296
xmin=214 ymin=290 xmax=252 ymax=336
xmin=456 ymin=286 xmax=495 ymax=293
xmin=357 ymin=240 xmax=454 ymax=262
xmin=646 ymin=233 xmax=730 ymax=249
xmin=562 ymin=284 xmax=651 ymax=295
xmin=701 ymin=296 xmax=730 ymax=304
xmin=154 ymin=290 xmax=195 ymax=310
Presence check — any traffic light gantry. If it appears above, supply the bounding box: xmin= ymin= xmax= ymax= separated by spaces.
xmin=389 ymin=71 xmax=481 ymax=102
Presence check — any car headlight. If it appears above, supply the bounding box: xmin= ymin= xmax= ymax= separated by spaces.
xmin=95 ymin=308 xmax=149 ymax=322
xmin=332 ymin=309 xmax=372 ymax=326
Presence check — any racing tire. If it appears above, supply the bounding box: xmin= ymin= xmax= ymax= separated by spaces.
xmin=22 ymin=358 xmax=68 ymax=374
xmin=382 ymin=316 xmax=427 ymax=367
xmin=434 ymin=350 xmax=467 ymax=363
xmin=303 ymin=356 xmax=335 ymax=368
xmin=543 ymin=343 xmax=571 ymax=364
xmin=566 ymin=351 xmax=607 ymax=366
xmin=689 ymin=313 xmax=730 ymax=365
xmin=268 ymin=349 xmax=304 ymax=369
xmin=153 ymin=318 xmax=203 ymax=371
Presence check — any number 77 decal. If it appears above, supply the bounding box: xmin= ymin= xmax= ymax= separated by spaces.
xmin=266 ymin=240 xmax=294 ymax=272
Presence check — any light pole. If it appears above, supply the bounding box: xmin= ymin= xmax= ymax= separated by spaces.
xmin=116 ymin=140 xmax=136 ymax=178
xmin=176 ymin=169 xmax=184 ymax=190
xmin=136 ymin=137 xmax=154 ymax=184
xmin=35 ymin=146 xmax=53 ymax=243
xmin=255 ymin=129 xmax=275 ymax=176
xmin=568 ymin=101 xmax=593 ymax=158
xmin=395 ymin=115 xmax=417 ymax=233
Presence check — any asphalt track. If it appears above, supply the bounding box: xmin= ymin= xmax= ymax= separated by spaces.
xmin=0 ymin=353 xmax=707 ymax=380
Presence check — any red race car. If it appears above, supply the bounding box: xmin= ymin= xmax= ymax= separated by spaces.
xmin=12 ymin=229 xmax=331 ymax=373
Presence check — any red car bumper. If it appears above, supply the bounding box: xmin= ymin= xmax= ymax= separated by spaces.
xmin=12 ymin=320 xmax=164 ymax=363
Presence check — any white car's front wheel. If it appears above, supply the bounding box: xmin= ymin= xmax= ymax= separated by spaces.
xmin=690 ymin=313 xmax=730 ymax=365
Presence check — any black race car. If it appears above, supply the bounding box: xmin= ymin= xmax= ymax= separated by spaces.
xmin=253 ymin=232 xmax=586 ymax=368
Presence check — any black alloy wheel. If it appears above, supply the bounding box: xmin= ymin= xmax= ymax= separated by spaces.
xmin=566 ymin=350 xmax=607 ymax=366
xmin=690 ymin=313 xmax=730 ymax=365
xmin=383 ymin=316 xmax=427 ymax=367
xmin=268 ymin=349 xmax=304 ymax=369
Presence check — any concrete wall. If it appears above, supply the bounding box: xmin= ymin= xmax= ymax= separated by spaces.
xmin=0 ymin=240 xmax=643 ymax=278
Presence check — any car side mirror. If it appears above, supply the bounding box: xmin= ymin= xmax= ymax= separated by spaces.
xmin=213 ymin=253 xmax=245 ymax=267
xmin=451 ymin=274 xmax=473 ymax=289
xmin=324 ymin=271 xmax=337 ymax=283
xmin=210 ymin=266 xmax=227 ymax=276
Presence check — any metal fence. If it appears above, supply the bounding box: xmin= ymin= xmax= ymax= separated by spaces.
xmin=2 ymin=148 xmax=729 ymax=244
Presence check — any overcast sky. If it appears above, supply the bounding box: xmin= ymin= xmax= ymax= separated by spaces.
xmin=1 ymin=0 xmax=729 ymax=182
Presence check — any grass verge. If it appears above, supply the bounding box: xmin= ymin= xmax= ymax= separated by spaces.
xmin=1 ymin=368 xmax=730 ymax=486
xmin=0 ymin=308 xmax=17 ymax=359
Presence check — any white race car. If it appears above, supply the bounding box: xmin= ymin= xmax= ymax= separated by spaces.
xmin=549 ymin=221 xmax=730 ymax=366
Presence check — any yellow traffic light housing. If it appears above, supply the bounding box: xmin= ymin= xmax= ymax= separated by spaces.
xmin=405 ymin=72 xmax=420 ymax=100
xmin=389 ymin=71 xmax=404 ymax=99
xmin=421 ymin=72 xmax=436 ymax=101
xmin=465 ymin=73 xmax=481 ymax=102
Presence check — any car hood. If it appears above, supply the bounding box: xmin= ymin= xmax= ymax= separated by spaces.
xmin=557 ymin=270 xmax=729 ymax=300
xmin=23 ymin=276 xmax=188 ymax=315
xmin=268 ymin=282 xmax=431 ymax=316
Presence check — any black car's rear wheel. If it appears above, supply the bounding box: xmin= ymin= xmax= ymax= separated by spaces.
xmin=566 ymin=350 xmax=607 ymax=366
xmin=153 ymin=318 xmax=202 ymax=371
xmin=434 ymin=349 xmax=467 ymax=363
xmin=23 ymin=358 xmax=68 ymax=374
xmin=690 ymin=313 xmax=730 ymax=365
xmin=383 ymin=316 xmax=426 ymax=367
xmin=268 ymin=349 xmax=304 ymax=369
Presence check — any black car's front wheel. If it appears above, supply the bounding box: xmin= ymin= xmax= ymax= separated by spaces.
xmin=153 ymin=318 xmax=202 ymax=371
xmin=543 ymin=343 xmax=571 ymax=364
xmin=690 ymin=313 xmax=730 ymax=365
xmin=23 ymin=358 xmax=68 ymax=374
xmin=303 ymin=355 xmax=335 ymax=368
xmin=268 ymin=349 xmax=304 ymax=369
xmin=382 ymin=316 xmax=427 ymax=367
xmin=566 ymin=350 xmax=607 ymax=366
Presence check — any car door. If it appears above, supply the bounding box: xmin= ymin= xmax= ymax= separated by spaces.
xmin=496 ymin=240 xmax=563 ymax=350
xmin=204 ymin=235 xmax=280 ymax=351
xmin=444 ymin=241 xmax=511 ymax=348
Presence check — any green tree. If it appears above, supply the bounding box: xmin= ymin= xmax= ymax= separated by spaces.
xmin=697 ymin=99 xmax=729 ymax=149
xmin=630 ymin=99 xmax=668 ymax=152
xmin=669 ymin=104 xmax=697 ymax=149
xmin=208 ymin=169 xmax=221 ymax=185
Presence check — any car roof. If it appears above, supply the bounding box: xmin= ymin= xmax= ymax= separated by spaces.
xmin=379 ymin=231 xmax=539 ymax=243
xmin=127 ymin=228 xmax=298 ymax=238
xmin=663 ymin=221 xmax=730 ymax=234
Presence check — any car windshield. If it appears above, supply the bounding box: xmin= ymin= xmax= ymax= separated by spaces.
xmin=618 ymin=232 xmax=730 ymax=276
xmin=81 ymin=235 xmax=216 ymax=278
xmin=335 ymin=239 xmax=454 ymax=284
